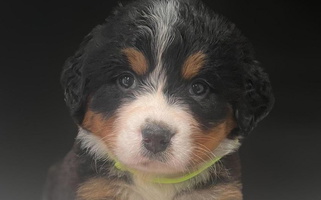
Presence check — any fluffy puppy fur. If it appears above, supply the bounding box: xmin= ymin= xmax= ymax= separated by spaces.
xmin=44 ymin=0 xmax=274 ymax=199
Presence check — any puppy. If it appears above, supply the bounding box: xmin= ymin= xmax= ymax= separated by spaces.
xmin=44 ymin=0 xmax=274 ymax=199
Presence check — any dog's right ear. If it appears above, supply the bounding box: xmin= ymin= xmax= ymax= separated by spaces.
xmin=233 ymin=61 xmax=275 ymax=135
xmin=61 ymin=34 xmax=93 ymax=124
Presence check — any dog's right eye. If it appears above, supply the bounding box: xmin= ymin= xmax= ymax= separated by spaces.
xmin=118 ymin=73 xmax=136 ymax=89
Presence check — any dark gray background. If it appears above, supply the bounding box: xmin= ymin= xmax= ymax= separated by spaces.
xmin=1 ymin=0 xmax=320 ymax=200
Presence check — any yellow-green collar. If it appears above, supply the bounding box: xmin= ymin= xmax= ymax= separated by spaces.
xmin=114 ymin=156 xmax=222 ymax=184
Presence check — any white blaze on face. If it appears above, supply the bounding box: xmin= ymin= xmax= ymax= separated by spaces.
xmin=139 ymin=0 xmax=180 ymax=87
xmin=152 ymin=0 xmax=179 ymax=64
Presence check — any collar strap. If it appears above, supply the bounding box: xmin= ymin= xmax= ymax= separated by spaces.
xmin=114 ymin=156 xmax=222 ymax=184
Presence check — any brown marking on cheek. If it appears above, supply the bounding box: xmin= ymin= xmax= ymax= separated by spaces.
xmin=76 ymin=178 xmax=126 ymax=200
xmin=122 ymin=48 xmax=148 ymax=75
xmin=191 ymin=110 xmax=236 ymax=165
xmin=82 ymin=110 xmax=117 ymax=150
xmin=181 ymin=52 xmax=206 ymax=79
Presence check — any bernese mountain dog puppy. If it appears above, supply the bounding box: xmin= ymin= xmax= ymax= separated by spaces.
xmin=44 ymin=0 xmax=274 ymax=199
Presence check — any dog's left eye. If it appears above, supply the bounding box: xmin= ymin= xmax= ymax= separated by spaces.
xmin=190 ymin=81 xmax=209 ymax=97
xmin=118 ymin=73 xmax=136 ymax=89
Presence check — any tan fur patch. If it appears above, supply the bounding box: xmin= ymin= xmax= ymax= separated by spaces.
xmin=82 ymin=110 xmax=117 ymax=150
xmin=216 ymin=182 xmax=243 ymax=200
xmin=76 ymin=178 xmax=125 ymax=200
xmin=122 ymin=48 xmax=148 ymax=75
xmin=191 ymin=109 xmax=236 ymax=165
xmin=181 ymin=52 xmax=206 ymax=79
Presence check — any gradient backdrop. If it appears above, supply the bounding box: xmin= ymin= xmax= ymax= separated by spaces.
xmin=1 ymin=0 xmax=320 ymax=200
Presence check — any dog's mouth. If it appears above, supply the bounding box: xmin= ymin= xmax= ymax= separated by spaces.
xmin=141 ymin=149 xmax=170 ymax=163
xmin=120 ymin=158 xmax=184 ymax=175
xmin=114 ymin=143 xmax=190 ymax=175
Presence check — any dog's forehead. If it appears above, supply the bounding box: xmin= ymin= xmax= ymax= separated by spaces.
xmin=119 ymin=1 xmax=210 ymax=84
xmin=87 ymin=0 xmax=239 ymax=88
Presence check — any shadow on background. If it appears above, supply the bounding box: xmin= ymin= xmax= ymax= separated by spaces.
xmin=0 ymin=0 xmax=320 ymax=200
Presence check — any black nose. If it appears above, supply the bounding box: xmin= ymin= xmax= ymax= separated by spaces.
xmin=142 ymin=123 xmax=174 ymax=154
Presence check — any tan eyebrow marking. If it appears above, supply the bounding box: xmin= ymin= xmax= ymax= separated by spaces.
xmin=122 ymin=48 xmax=148 ymax=75
xmin=181 ymin=52 xmax=206 ymax=79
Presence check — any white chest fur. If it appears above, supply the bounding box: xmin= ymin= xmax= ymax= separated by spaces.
xmin=128 ymin=178 xmax=178 ymax=200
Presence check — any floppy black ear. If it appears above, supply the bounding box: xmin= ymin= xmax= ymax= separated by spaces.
xmin=234 ymin=61 xmax=274 ymax=135
xmin=60 ymin=34 xmax=93 ymax=124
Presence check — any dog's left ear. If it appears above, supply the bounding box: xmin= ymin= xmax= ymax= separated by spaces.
xmin=234 ymin=61 xmax=274 ymax=135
